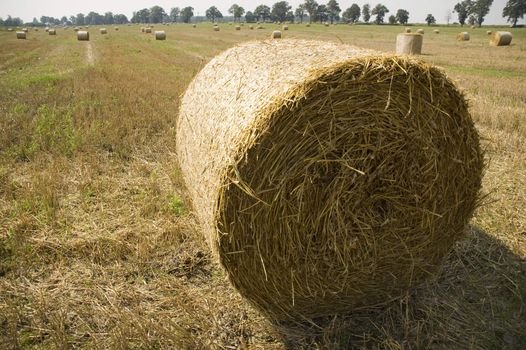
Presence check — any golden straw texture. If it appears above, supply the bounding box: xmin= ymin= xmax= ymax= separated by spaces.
xmin=176 ymin=39 xmax=484 ymax=321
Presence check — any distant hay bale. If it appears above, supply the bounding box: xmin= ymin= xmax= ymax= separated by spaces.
xmin=74 ymin=27 xmax=80 ymax=32
xmin=8 ymin=28 xmax=13 ymax=32
xmin=396 ymin=33 xmax=423 ymax=55
xmin=193 ymin=24 xmax=196 ymax=28
xmin=34 ymin=28 xmax=38 ymax=31
xmin=48 ymin=29 xmax=56 ymax=35
xmin=176 ymin=39 xmax=483 ymax=321
xmin=471 ymin=25 xmax=475 ymax=29
xmin=141 ymin=27 xmax=145 ymax=32
xmin=416 ymin=28 xmax=424 ymax=34
xmin=214 ymin=26 xmax=220 ymax=31
xmin=235 ymin=25 xmax=241 ymax=30
xmin=405 ymin=27 xmax=411 ymax=33
xmin=457 ymin=32 xmax=470 ymax=41
xmin=77 ymin=31 xmax=89 ymax=41
xmin=306 ymin=23 xmax=311 ymax=27
xmin=257 ymin=25 xmax=263 ymax=29
xmin=45 ymin=27 xmax=49 ymax=32
xmin=434 ymin=29 xmax=440 ymax=34
xmin=283 ymin=25 xmax=289 ymax=31
xmin=490 ymin=31 xmax=512 ymax=46
xmin=271 ymin=30 xmax=282 ymax=39
xmin=115 ymin=27 xmax=119 ymax=31
xmin=155 ymin=30 xmax=166 ymax=40
xmin=324 ymin=22 xmax=330 ymax=26
xmin=249 ymin=25 xmax=254 ymax=29
xmin=100 ymin=28 xmax=107 ymax=34
xmin=16 ymin=31 xmax=26 ymax=39
xmin=486 ymin=30 xmax=492 ymax=35
xmin=145 ymin=27 xmax=152 ymax=33
xmin=22 ymin=28 xmax=28 ymax=32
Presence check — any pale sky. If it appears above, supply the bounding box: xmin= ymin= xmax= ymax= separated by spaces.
xmin=0 ymin=0 xmax=520 ymax=25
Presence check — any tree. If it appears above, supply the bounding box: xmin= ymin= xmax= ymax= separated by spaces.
xmin=342 ymin=4 xmax=361 ymax=23
xmin=362 ymin=4 xmax=371 ymax=23
xmin=149 ymin=6 xmax=166 ymax=23
xmin=104 ymin=12 xmax=114 ymax=25
xmin=327 ymin=0 xmax=341 ymax=24
xmin=295 ymin=5 xmax=306 ymax=23
xmin=113 ymin=14 xmax=128 ymax=24
xmin=425 ymin=14 xmax=436 ymax=25
xmin=205 ymin=6 xmax=222 ymax=22
xmin=60 ymin=16 xmax=68 ymax=24
xmin=180 ymin=7 xmax=194 ymax=23
xmin=254 ymin=5 xmax=271 ymax=22
xmin=395 ymin=9 xmax=409 ymax=24
xmin=271 ymin=1 xmax=291 ymax=22
xmin=471 ymin=0 xmax=494 ymax=26
xmin=503 ymin=0 xmax=526 ymax=27
xmin=304 ymin=0 xmax=319 ymax=23
xmin=388 ymin=15 xmax=396 ymax=24
xmin=245 ymin=11 xmax=256 ymax=22
xmin=132 ymin=8 xmax=150 ymax=23
xmin=316 ymin=4 xmax=329 ymax=22
xmin=453 ymin=0 xmax=473 ymax=26
xmin=170 ymin=7 xmax=180 ymax=22
xmin=468 ymin=14 xmax=477 ymax=25
xmin=371 ymin=4 xmax=389 ymax=24
xmin=229 ymin=4 xmax=246 ymax=22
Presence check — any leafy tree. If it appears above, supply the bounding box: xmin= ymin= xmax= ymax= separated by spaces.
xmin=170 ymin=7 xmax=180 ymax=22
xmin=86 ymin=12 xmax=104 ymax=25
xmin=180 ymin=7 xmax=194 ymax=23
xmin=362 ymin=4 xmax=371 ymax=23
xmin=304 ymin=0 xmax=319 ymax=23
xmin=388 ymin=15 xmax=396 ymax=24
xmin=244 ymin=11 xmax=255 ymax=22
xmin=205 ymin=6 xmax=222 ymax=22
xmin=104 ymin=12 xmax=114 ymax=25
xmin=254 ymin=5 xmax=271 ymax=22
xmin=343 ymin=4 xmax=361 ymax=23
xmin=295 ymin=5 xmax=306 ymax=23
xmin=471 ymin=0 xmax=494 ymax=26
xmin=327 ymin=0 xmax=341 ymax=24
xmin=396 ymin=9 xmax=409 ymax=24
xmin=503 ymin=0 xmax=526 ymax=27
xmin=453 ymin=0 xmax=473 ymax=26
xmin=229 ymin=4 xmax=246 ymax=22
xmin=371 ymin=3 xmax=389 ymax=24
xmin=425 ymin=13 xmax=436 ymax=25
xmin=316 ymin=4 xmax=329 ymax=22
xmin=272 ymin=1 xmax=292 ymax=22
xmin=132 ymin=8 xmax=150 ymax=23
xmin=149 ymin=6 xmax=166 ymax=23
xmin=468 ymin=14 xmax=477 ymax=25
xmin=60 ymin=16 xmax=68 ymax=24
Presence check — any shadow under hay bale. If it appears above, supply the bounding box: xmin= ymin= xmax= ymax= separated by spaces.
xmin=176 ymin=39 xmax=484 ymax=323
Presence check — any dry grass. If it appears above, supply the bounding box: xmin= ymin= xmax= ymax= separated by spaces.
xmin=0 ymin=24 xmax=525 ymax=349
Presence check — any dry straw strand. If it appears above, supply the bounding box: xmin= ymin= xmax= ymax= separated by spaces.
xmin=176 ymin=39 xmax=484 ymax=322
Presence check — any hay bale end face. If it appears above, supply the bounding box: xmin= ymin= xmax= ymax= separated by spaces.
xmin=100 ymin=28 xmax=107 ymax=34
xmin=16 ymin=31 xmax=26 ymax=39
xmin=77 ymin=31 xmax=89 ymax=41
xmin=396 ymin=33 xmax=423 ymax=55
xmin=48 ymin=29 xmax=56 ymax=35
xmin=176 ymin=39 xmax=484 ymax=321
xmin=155 ymin=30 xmax=166 ymax=40
xmin=490 ymin=31 xmax=512 ymax=46
xmin=457 ymin=32 xmax=470 ymax=41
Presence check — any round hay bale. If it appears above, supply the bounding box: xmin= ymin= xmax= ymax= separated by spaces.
xmin=48 ymin=29 xmax=56 ymax=35
xmin=8 ymin=28 xmax=13 ymax=32
xmin=214 ymin=26 xmax=220 ymax=31
xmin=115 ymin=27 xmax=119 ymax=31
xmin=324 ymin=22 xmax=330 ymax=27
xmin=486 ymin=30 xmax=492 ymax=35
xmin=271 ymin=30 xmax=282 ymax=39
xmin=45 ymin=27 xmax=49 ymax=32
xmin=16 ymin=31 xmax=26 ymax=39
xmin=404 ymin=27 xmax=411 ymax=33
xmin=490 ymin=31 xmax=512 ymax=46
xmin=176 ymin=39 xmax=484 ymax=321
xmin=155 ymin=30 xmax=166 ymax=40
xmin=145 ymin=27 xmax=152 ymax=33
xmin=434 ymin=29 xmax=440 ymax=34
xmin=141 ymin=27 xmax=145 ymax=32
xmin=74 ymin=27 xmax=80 ymax=32
xmin=77 ymin=31 xmax=89 ymax=41
xmin=22 ymin=28 xmax=28 ymax=33
xmin=416 ymin=28 xmax=424 ymax=34
xmin=306 ymin=23 xmax=311 ymax=27
xmin=257 ymin=25 xmax=263 ymax=29
xmin=283 ymin=25 xmax=289 ymax=31
xmin=34 ymin=28 xmax=39 ymax=31
xmin=249 ymin=25 xmax=254 ymax=30
xmin=235 ymin=25 xmax=241 ymax=30
xmin=193 ymin=24 xmax=197 ymax=28
xmin=396 ymin=33 xmax=423 ymax=55
xmin=457 ymin=32 xmax=470 ymax=41
xmin=100 ymin=28 xmax=107 ymax=34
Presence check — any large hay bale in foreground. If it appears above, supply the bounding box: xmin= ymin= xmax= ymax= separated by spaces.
xmin=16 ymin=31 xmax=26 ymax=39
xmin=176 ymin=39 xmax=483 ymax=321
xmin=457 ymin=32 xmax=470 ymax=41
xmin=490 ymin=31 xmax=512 ymax=46
xmin=155 ymin=30 xmax=166 ymax=40
xmin=77 ymin=31 xmax=89 ymax=41
xmin=396 ymin=33 xmax=423 ymax=55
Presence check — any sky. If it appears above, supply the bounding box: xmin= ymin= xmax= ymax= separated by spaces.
xmin=0 ymin=0 xmax=521 ymax=25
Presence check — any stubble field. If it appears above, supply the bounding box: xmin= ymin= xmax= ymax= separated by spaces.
xmin=0 ymin=23 xmax=525 ymax=349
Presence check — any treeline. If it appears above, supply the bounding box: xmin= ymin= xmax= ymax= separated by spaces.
xmin=0 ymin=12 xmax=129 ymax=27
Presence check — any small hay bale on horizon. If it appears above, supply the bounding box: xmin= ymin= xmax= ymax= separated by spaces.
xmin=235 ymin=25 xmax=241 ymax=30
xmin=115 ymin=27 xmax=119 ymax=31
xmin=16 ymin=31 xmax=26 ymax=39
xmin=434 ymin=29 xmax=440 ymax=34
xmin=487 ymin=30 xmax=492 ymax=35
xmin=457 ymin=32 xmax=470 ymax=41
xmin=155 ymin=30 xmax=166 ymax=40
xmin=405 ymin=27 xmax=411 ymax=33
xmin=176 ymin=39 xmax=484 ymax=322
xmin=48 ymin=29 xmax=56 ymax=35
xmin=490 ymin=31 xmax=512 ymax=46
xmin=77 ymin=31 xmax=89 ymax=41
xmin=271 ymin=30 xmax=282 ymax=39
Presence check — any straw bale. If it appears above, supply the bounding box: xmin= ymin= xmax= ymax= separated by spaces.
xmin=48 ymin=29 xmax=56 ymax=35
xmin=8 ymin=28 xmax=13 ymax=32
xmin=115 ymin=27 xmax=119 ymax=31
xmin=22 ymin=28 xmax=28 ymax=32
xmin=486 ymin=30 xmax=492 ymax=35
xmin=45 ymin=27 xmax=49 ymax=32
xmin=193 ymin=24 xmax=197 ymax=28
xmin=306 ymin=23 xmax=311 ymax=27
xmin=214 ymin=26 xmax=220 ymax=31
xmin=249 ymin=25 xmax=254 ymax=30
xmin=457 ymin=32 xmax=470 ymax=41
xmin=16 ymin=31 xmax=26 ymax=39
xmin=283 ymin=25 xmax=289 ymax=31
xmin=141 ymin=27 xmax=145 ymax=32
xmin=145 ymin=27 xmax=152 ymax=33
xmin=405 ymin=27 xmax=411 ymax=33
xmin=434 ymin=29 xmax=440 ymax=34
xmin=396 ymin=33 xmax=423 ymax=55
xmin=176 ymin=39 xmax=484 ymax=321
xmin=272 ymin=30 xmax=282 ymax=39
xmin=77 ymin=31 xmax=89 ymax=41
xmin=100 ymin=28 xmax=107 ymax=34
xmin=236 ymin=25 xmax=241 ymax=30
xmin=74 ymin=27 xmax=80 ymax=32
xmin=155 ymin=30 xmax=166 ymax=40
xmin=490 ymin=31 xmax=512 ymax=46
xmin=416 ymin=29 xmax=424 ymax=34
